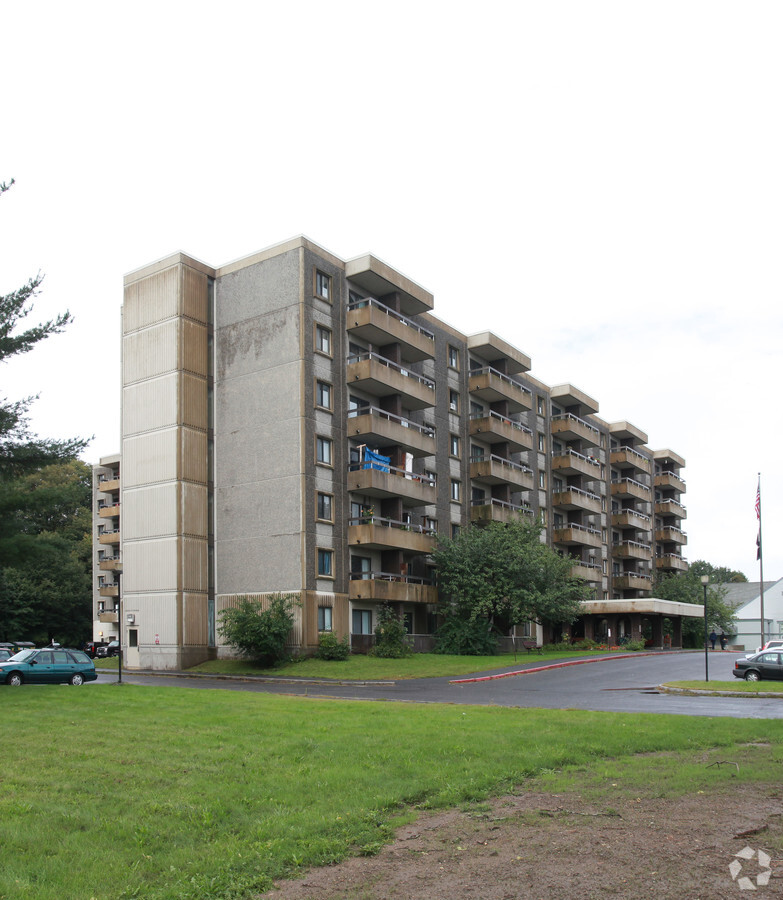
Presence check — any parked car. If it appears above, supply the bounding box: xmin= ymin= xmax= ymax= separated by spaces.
xmin=733 ymin=651 xmax=783 ymax=682
xmin=95 ymin=640 xmax=120 ymax=658
xmin=0 ymin=648 xmax=97 ymax=686
xmin=83 ymin=641 xmax=107 ymax=659
xmin=0 ymin=649 xmax=11 ymax=661
xmin=751 ymin=639 xmax=783 ymax=655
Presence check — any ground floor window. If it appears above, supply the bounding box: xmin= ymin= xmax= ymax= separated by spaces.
xmin=352 ymin=609 xmax=372 ymax=635
xmin=318 ymin=607 xmax=333 ymax=632
xmin=129 ymin=629 xmax=138 ymax=648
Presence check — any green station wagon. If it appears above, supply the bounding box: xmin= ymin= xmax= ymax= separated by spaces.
xmin=0 ymin=648 xmax=98 ymax=686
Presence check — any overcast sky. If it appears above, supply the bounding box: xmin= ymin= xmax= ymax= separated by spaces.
xmin=2 ymin=1 xmax=781 ymax=584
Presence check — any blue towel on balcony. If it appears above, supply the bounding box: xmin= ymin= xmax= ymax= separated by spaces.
xmin=363 ymin=449 xmax=390 ymax=472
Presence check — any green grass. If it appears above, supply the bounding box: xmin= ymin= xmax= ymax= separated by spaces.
xmin=186 ymin=649 xmax=615 ymax=680
xmin=667 ymin=678 xmax=783 ymax=693
xmin=1 ymin=685 xmax=782 ymax=900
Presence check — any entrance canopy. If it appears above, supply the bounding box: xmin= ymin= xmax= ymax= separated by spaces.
xmin=582 ymin=599 xmax=704 ymax=619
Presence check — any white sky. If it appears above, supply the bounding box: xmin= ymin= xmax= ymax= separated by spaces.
xmin=2 ymin=1 xmax=781 ymax=582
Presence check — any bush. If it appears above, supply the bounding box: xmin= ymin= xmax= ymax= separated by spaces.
xmin=315 ymin=631 xmax=351 ymax=661
xmin=433 ymin=615 xmax=500 ymax=656
xmin=370 ymin=604 xmax=412 ymax=658
xmin=217 ymin=593 xmax=298 ymax=665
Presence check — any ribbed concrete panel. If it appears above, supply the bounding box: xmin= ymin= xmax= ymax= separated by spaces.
xmin=123 ymin=429 xmax=179 ymax=487
xmin=123 ymin=319 xmax=179 ymax=384
xmin=182 ymin=538 xmax=208 ymax=591
xmin=122 ymin=538 xmax=179 ymax=592
xmin=122 ymin=483 xmax=178 ymax=539
xmin=181 ymin=372 xmax=207 ymax=431
xmin=123 ymin=374 xmax=178 ymax=436
xmin=182 ymin=319 xmax=209 ymax=376
xmin=216 ymin=592 xmax=303 ymax=651
xmin=182 ymin=483 xmax=208 ymax=537
xmin=123 ymin=267 xmax=179 ymax=333
xmin=122 ymin=593 xmax=180 ymax=640
xmin=181 ymin=428 xmax=208 ymax=484
xmin=182 ymin=267 xmax=209 ymax=325
xmin=183 ymin=592 xmax=208 ymax=645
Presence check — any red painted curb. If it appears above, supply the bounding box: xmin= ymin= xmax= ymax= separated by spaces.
xmin=450 ymin=651 xmax=664 ymax=684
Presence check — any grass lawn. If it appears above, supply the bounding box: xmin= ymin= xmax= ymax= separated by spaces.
xmin=666 ymin=678 xmax=783 ymax=693
xmin=185 ymin=649 xmax=630 ymax=680
xmin=2 ymin=684 xmax=782 ymax=900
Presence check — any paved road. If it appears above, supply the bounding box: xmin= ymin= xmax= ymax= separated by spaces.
xmin=99 ymin=650 xmax=783 ymax=718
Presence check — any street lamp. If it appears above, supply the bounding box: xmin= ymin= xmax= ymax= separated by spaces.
xmin=701 ymin=574 xmax=710 ymax=682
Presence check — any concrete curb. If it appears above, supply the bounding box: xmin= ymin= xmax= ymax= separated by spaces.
xmin=449 ymin=651 xmax=666 ymax=684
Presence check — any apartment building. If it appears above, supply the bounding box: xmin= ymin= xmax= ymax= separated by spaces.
xmin=92 ymin=454 xmax=121 ymax=644
xmin=106 ymin=236 xmax=690 ymax=668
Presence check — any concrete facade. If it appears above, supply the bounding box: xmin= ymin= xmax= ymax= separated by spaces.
xmin=100 ymin=236 xmax=689 ymax=669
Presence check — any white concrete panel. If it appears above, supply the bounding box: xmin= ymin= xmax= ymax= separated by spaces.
xmin=123 ymin=267 xmax=179 ymax=333
xmin=123 ymin=374 xmax=178 ymax=436
xmin=123 ymin=319 xmax=179 ymax=385
xmin=123 ymin=483 xmax=178 ymax=539
xmin=122 ymin=538 xmax=179 ymax=592
xmin=122 ymin=429 xmax=179 ymax=487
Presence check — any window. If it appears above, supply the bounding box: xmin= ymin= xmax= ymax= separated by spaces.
xmin=448 ymin=345 xmax=459 ymax=369
xmin=538 ymin=433 xmax=546 ymax=452
xmin=425 ymin=469 xmax=437 ymax=486
xmin=470 ymin=401 xmax=483 ymax=417
xmin=315 ymin=270 xmax=331 ymax=301
xmin=317 ymin=492 xmax=333 ymax=521
xmin=449 ymin=390 xmax=460 ymax=413
xmin=450 ymin=479 xmax=461 ymax=501
xmin=539 ymin=471 xmax=546 ymax=489
xmin=129 ymin=629 xmax=138 ymax=648
xmin=315 ymin=324 xmax=332 ymax=356
xmin=317 ymin=606 xmax=333 ymax=632
xmin=316 ymin=436 xmax=333 ymax=466
xmin=316 ymin=380 xmax=332 ymax=410
xmin=451 ymin=523 xmax=460 ymax=538
xmin=424 ymin=516 xmax=438 ymax=533
xmin=449 ymin=434 xmax=460 ymax=458
xmin=352 ymin=609 xmax=372 ymax=635
xmin=317 ymin=549 xmax=334 ymax=577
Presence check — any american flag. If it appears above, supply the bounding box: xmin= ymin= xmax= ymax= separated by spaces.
xmin=755 ymin=482 xmax=761 ymax=520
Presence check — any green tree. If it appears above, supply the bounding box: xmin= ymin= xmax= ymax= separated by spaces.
xmin=0 ymin=460 xmax=93 ymax=646
xmin=654 ymin=561 xmax=737 ymax=647
xmin=370 ymin=603 xmax=412 ymax=658
xmin=217 ymin=594 xmax=299 ymax=665
xmin=688 ymin=560 xmax=748 ymax=584
xmin=432 ymin=519 xmax=589 ymax=645
xmin=1 ymin=179 xmax=87 ymax=476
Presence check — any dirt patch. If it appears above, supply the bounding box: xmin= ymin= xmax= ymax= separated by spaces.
xmin=261 ymin=784 xmax=783 ymax=899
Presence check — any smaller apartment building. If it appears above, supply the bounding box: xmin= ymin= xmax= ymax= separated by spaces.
xmin=92 ymin=454 xmax=122 ymax=645
xmin=94 ymin=236 xmax=689 ymax=669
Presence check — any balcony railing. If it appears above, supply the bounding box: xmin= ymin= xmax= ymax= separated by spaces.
xmin=347 ymin=297 xmax=435 ymax=362
xmin=347 ymin=351 xmax=434 ymax=390
xmin=347 ymin=297 xmax=435 ymax=341
xmin=468 ymin=366 xmax=533 ymax=412
xmin=348 ymin=571 xmax=438 ymax=605
xmin=348 ymin=405 xmax=435 ymax=438
xmin=551 ymin=412 xmax=600 ymax=438
xmin=348 ymin=515 xmax=436 ymax=536
xmin=470 ymin=497 xmax=533 ymax=525
xmin=470 ymin=410 xmax=532 ymax=435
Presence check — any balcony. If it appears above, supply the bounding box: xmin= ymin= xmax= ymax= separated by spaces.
xmin=655 ymin=555 xmax=689 ymax=572
xmin=552 ymin=486 xmax=602 ymax=514
xmin=553 ymin=524 xmax=602 ymax=549
xmin=655 ymin=526 xmax=687 ymax=545
xmin=348 ymin=517 xmax=437 ymax=554
xmin=349 ymin=573 xmax=438 ymax=605
xmin=346 ymin=352 xmax=435 ymax=411
xmin=98 ymin=477 xmax=120 ymax=493
xmin=99 ymin=557 xmax=121 ymax=571
xmin=98 ymin=611 xmax=118 ymax=623
xmin=612 ymin=540 xmax=653 ymax=560
xmin=569 ymin=562 xmax=602 ymax=583
xmin=551 ymin=448 xmax=602 ymax=478
xmin=611 ymin=509 xmax=652 ymax=531
xmin=99 ymin=530 xmax=121 ymax=545
xmin=551 ymin=413 xmax=601 ymax=446
xmin=654 ymin=471 xmax=686 ymax=492
xmin=610 ymin=447 xmax=651 ymax=474
xmin=99 ymin=504 xmax=120 ymax=518
xmin=347 ymin=298 xmax=435 ymax=362
xmin=468 ymin=367 xmax=532 ymax=413
xmin=469 ymin=412 xmax=533 ymax=453
xmin=99 ymin=584 xmax=119 ymax=598
xmin=347 ymin=463 xmax=437 ymax=507
xmin=469 ymin=455 xmax=534 ymax=490
xmin=655 ymin=499 xmax=687 ymax=519
xmin=612 ymin=572 xmax=653 ymax=591
xmin=610 ymin=478 xmax=651 ymax=502
xmin=348 ymin=407 xmax=435 ymax=458
xmin=470 ymin=498 xmax=533 ymax=525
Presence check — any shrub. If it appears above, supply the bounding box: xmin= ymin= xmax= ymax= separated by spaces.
xmin=315 ymin=631 xmax=351 ymax=661
xmin=370 ymin=604 xmax=413 ymax=658
xmin=217 ymin=593 xmax=298 ymax=665
xmin=433 ymin=615 xmax=500 ymax=656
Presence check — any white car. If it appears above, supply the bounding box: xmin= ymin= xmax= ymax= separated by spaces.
xmin=747 ymin=639 xmax=783 ymax=658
